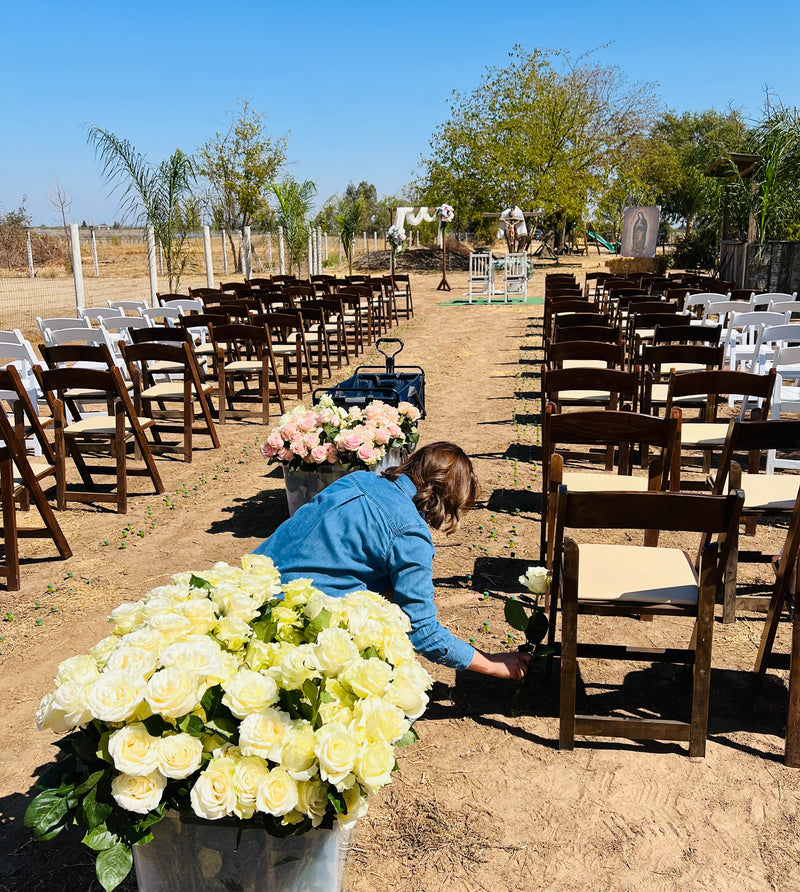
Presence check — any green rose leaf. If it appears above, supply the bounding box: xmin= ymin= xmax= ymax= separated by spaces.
xmin=78 ymin=784 xmax=114 ymax=830
xmin=361 ymin=645 xmax=380 ymax=660
xmin=525 ymin=607 xmax=549 ymax=646
xmin=206 ymin=716 xmax=237 ymax=741
xmin=73 ymin=769 xmax=104 ymax=797
xmin=178 ymin=714 xmax=205 ymax=738
xmin=189 ymin=574 xmax=213 ymax=591
xmin=142 ymin=715 xmax=174 ymax=737
xmin=504 ymin=597 xmax=530 ymax=633
xmin=395 ymin=727 xmax=419 ymax=748
xmin=24 ymin=789 xmax=69 ymax=837
xmin=84 ymin=824 xmax=118 ymax=852
xmin=251 ymin=617 xmax=278 ymax=643
xmin=96 ymin=841 xmax=134 ymax=891
xmin=200 ymin=684 xmax=223 ymax=715
xmin=305 ymin=607 xmax=331 ymax=643
xmin=327 ymin=790 xmax=345 ymax=814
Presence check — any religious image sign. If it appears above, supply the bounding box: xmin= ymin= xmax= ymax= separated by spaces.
xmin=621 ymin=206 xmax=660 ymax=258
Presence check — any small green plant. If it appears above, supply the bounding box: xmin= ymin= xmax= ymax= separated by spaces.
xmin=4 ymin=611 xmax=12 ymax=622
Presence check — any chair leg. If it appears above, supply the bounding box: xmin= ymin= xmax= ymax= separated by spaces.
xmin=1 ymin=456 xmax=20 ymax=591
xmin=722 ymin=522 xmax=740 ymax=624
xmin=558 ymin=541 xmax=579 ymax=750
xmin=786 ymin=611 xmax=800 ymax=767
xmin=689 ymin=550 xmax=716 ymax=758
xmin=115 ymin=411 xmax=128 ymax=514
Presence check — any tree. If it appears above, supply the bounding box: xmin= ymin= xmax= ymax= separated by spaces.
xmin=643 ymin=109 xmax=746 ymax=236
xmin=420 ymin=46 xmax=658 ymax=235
xmin=87 ymin=126 xmax=198 ymax=291
xmin=196 ymin=99 xmax=287 ymax=271
xmin=49 ymin=178 xmax=73 ymax=271
xmin=271 ymin=177 xmax=316 ymax=275
xmin=335 ymin=194 xmax=363 ymax=274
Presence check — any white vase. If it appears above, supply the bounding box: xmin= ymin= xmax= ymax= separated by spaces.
xmin=282 ymin=447 xmax=410 ymax=516
xmin=133 ymin=813 xmax=352 ymax=892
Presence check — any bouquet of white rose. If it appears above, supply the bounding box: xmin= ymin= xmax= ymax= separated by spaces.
xmin=386 ymin=225 xmax=407 ymax=250
xmin=436 ymin=204 xmax=455 ymax=224
xmin=27 ymin=555 xmax=432 ymax=891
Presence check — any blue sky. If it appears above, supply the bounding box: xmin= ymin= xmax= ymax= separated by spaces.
xmin=2 ymin=0 xmax=797 ymax=225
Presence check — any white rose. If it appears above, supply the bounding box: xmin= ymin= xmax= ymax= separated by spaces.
xmin=109 ymin=602 xmax=144 ymax=635
xmin=157 ymin=733 xmax=204 ymax=779
xmin=111 ymin=771 xmax=166 ymax=814
xmin=214 ymin=616 xmax=251 ymax=651
xmin=36 ymin=683 xmax=92 ymax=732
xmin=222 ymin=670 xmax=279 ymax=718
xmin=342 ymin=658 xmax=393 ymax=699
xmin=238 ymin=708 xmax=292 ymax=762
xmin=147 ymin=612 xmax=193 ymax=646
xmin=315 ymin=723 xmax=358 ymax=790
xmin=142 ymin=596 xmax=178 ymax=619
xmin=180 ymin=598 xmax=218 ymax=635
xmin=223 ymin=591 xmax=260 ymax=623
xmin=207 ymin=651 xmax=240 ymax=686
xmin=313 ymin=628 xmax=359 ymax=677
xmin=87 ymin=670 xmax=146 ymax=723
xmin=296 ymin=778 xmax=329 ymax=827
xmin=519 ymin=566 xmax=550 ymax=595
xmin=281 ymin=721 xmax=318 ymax=781
xmin=120 ymin=629 xmax=165 ymax=654
xmin=385 ymin=664 xmax=430 ymax=721
xmin=303 ymin=590 xmax=342 ymax=622
xmin=378 ymin=631 xmax=415 ymax=667
xmin=256 ymin=767 xmax=299 ymax=817
xmin=105 ymin=646 xmax=159 ymax=679
xmin=233 ymin=755 xmax=269 ymax=819
xmin=338 ymin=784 xmax=369 ymax=828
xmin=273 ymin=645 xmax=317 ymax=691
xmin=89 ymin=636 xmax=120 ymax=668
xmin=108 ymin=723 xmax=160 ymax=775
xmin=239 ymin=555 xmax=282 ymax=601
xmin=190 ymin=756 xmax=237 ymax=820
xmin=146 ymin=583 xmax=193 ymax=603
xmin=145 ymin=667 xmax=200 ymax=719
xmin=353 ymin=696 xmax=410 ymax=744
xmin=355 ymin=739 xmax=395 ymax=794
xmin=159 ymin=637 xmax=223 ymax=677
xmin=55 ymin=654 xmax=99 ymax=687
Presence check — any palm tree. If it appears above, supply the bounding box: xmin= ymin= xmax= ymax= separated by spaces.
xmin=335 ymin=196 xmax=363 ymax=275
xmin=86 ymin=126 xmax=198 ymax=291
xmin=270 ymin=177 xmax=316 ymax=275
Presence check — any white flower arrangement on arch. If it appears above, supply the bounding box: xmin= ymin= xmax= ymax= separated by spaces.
xmin=436 ymin=204 xmax=455 ymax=224
xmin=386 ymin=225 xmax=407 ymax=250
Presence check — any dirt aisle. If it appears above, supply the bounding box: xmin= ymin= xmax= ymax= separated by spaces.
xmin=2 ymin=265 xmax=799 ymax=891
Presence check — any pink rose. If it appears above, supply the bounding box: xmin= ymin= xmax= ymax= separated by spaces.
xmin=291 ymin=440 xmax=307 ymax=456
xmin=337 ymin=432 xmax=362 ymax=452
xmin=298 ymin=412 xmax=316 ymax=432
xmin=387 ymin=422 xmax=401 ymax=438
xmin=267 ymin=431 xmax=284 ymax=449
xmin=278 ymin=447 xmax=294 ymax=462
xmin=281 ymin=423 xmax=298 ymax=440
xmin=357 ymin=443 xmax=376 ymax=464
xmin=261 ymin=443 xmax=277 ymax=458
xmin=304 ymin=432 xmax=320 ymax=449
xmin=311 ymin=445 xmax=328 ymax=463
xmin=325 ymin=444 xmax=339 ymax=463
xmin=373 ymin=427 xmax=390 ymax=446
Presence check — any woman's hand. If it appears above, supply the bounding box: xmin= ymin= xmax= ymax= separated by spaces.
xmin=468 ymin=649 xmax=531 ymax=680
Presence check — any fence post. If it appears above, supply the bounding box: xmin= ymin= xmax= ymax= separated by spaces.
xmin=362 ymin=231 xmax=367 ymax=252
xmin=90 ymin=228 xmax=99 ymax=276
xmin=324 ymin=231 xmax=328 ymax=262
xmin=221 ymin=230 xmax=228 ymax=275
xmin=69 ymin=223 xmax=85 ymax=311
xmin=278 ymin=226 xmax=285 ymax=275
xmin=26 ymin=231 xmax=34 ymax=278
xmin=203 ymin=225 xmax=215 ymax=288
xmin=373 ymin=231 xmax=378 ymax=252
xmin=146 ymin=224 xmax=158 ymax=307
xmin=307 ymin=231 xmax=313 ymax=277
xmin=268 ymin=232 xmax=273 ymax=271
xmin=243 ymin=226 xmax=252 ymax=280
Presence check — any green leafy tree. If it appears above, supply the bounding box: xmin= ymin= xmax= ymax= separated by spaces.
xmin=196 ymin=99 xmax=288 ymax=271
xmin=86 ymin=126 xmax=198 ymax=290
xmin=271 ymin=177 xmax=317 ymax=275
xmin=644 ymin=109 xmax=746 ymax=236
xmin=335 ymin=194 xmax=364 ymax=274
xmin=421 ymin=46 xmax=658 ymax=236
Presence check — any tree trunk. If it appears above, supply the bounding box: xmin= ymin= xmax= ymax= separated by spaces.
xmin=225 ymin=228 xmax=240 ymax=273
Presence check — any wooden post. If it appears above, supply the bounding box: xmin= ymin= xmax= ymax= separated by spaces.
xmin=203 ymin=225 xmax=215 ymax=288
xmin=90 ymin=228 xmax=99 ymax=276
xmin=146 ymin=224 xmax=158 ymax=306
xmin=363 ymin=231 xmax=367 ymax=252
xmin=26 ymin=231 xmax=34 ymax=279
xmin=436 ymin=224 xmax=450 ymax=291
xmin=69 ymin=222 xmax=85 ymax=311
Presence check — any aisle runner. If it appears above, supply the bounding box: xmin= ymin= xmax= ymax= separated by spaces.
xmin=438 ymin=296 xmax=544 ymax=307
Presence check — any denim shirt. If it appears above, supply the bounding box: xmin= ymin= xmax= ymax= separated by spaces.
xmin=253 ymin=471 xmax=475 ymax=670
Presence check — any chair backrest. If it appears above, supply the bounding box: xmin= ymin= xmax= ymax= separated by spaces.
xmin=39 ymin=342 xmax=116 ymax=372
xmin=37 ymin=316 xmax=91 ymax=345
xmin=157 ymin=297 xmax=203 ymax=314
xmin=712 ymin=418 xmax=800 ymax=492
xmin=107 ymin=300 xmax=149 ymax=315
xmin=653 ymin=324 xmax=722 ymax=346
xmin=130 ymin=325 xmax=192 ymax=346
xmin=42 ymin=327 xmax=114 ymax=352
xmin=78 ymin=306 xmax=125 ymax=324
xmin=665 ymin=367 xmax=776 ymax=421
xmin=642 ymin=343 xmax=725 ymax=378
xmin=469 ymin=252 xmax=493 ymax=279
xmin=139 ymin=306 xmax=182 ymax=327
xmin=553 ymin=324 xmax=622 ymax=345
xmin=0 ymin=364 xmax=55 ymax=463
xmin=547 ymin=340 xmax=625 ymax=370
xmin=504 ymin=253 xmax=527 ymax=278
xmin=542 ymin=366 xmax=640 ymax=412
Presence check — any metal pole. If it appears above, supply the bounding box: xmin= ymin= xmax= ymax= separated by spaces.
xmin=69 ymin=222 xmax=85 ymax=311
xmin=146 ymin=224 xmax=158 ymax=306
xmin=26 ymin=231 xmax=34 ymax=278
xmin=203 ymin=225 xmax=215 ymax=288
xmin=90 ymin=228 xmax=99 ymax=276
xmin=243 ymin=226 xmax=252 ymax=280
xmin=278 ymin=226 xmax=286 ymax=275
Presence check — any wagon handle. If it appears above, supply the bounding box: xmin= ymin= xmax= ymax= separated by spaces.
xmin=376 ymin=338 xmax=404 ymax=373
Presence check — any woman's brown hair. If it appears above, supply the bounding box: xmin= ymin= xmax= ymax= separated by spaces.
xmin=383 ymin=442 xmax=479 ymax=533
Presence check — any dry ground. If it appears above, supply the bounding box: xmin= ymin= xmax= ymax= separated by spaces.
xmin=1 ymin=258 xmax=800 ymax=891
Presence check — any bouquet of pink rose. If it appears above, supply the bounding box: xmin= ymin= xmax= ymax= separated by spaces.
xmin=261 ymin=395 xmax=420 ymax=473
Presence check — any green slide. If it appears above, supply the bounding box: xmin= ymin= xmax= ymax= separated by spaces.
xmin=587 ymin=230 xmax=616 ymax=253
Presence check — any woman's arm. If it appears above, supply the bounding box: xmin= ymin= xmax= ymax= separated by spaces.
xmin=468 ymin=649 xmax=530 ymax=680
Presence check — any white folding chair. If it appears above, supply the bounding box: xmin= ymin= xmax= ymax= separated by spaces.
xmin=139 ymin=306 xmax=181 ymax=327
xmin=725 ymin=310 xmax=790 ymax=373
xmin=503 ymin=253 xmax=528 ymax=303
xmin=108 ymin=299 xmax=149 ymax=316
xmin=36 ymin=316 xmax=91 ymax=346
xmin=158 ymin=297 xmax=203 ymax=314
xmin=78 ymin=306 xmax=125 ymax=325
xmin=754 ymin=291 xmax=798 ymax=311
xmin=767 ymin=345 xmax=800 ymax=472
xmin=467 ymin=252 xmax=494 ymax=303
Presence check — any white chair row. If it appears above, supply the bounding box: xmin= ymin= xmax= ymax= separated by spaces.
xmin=467 ymin=252 xmax=528 ymax=303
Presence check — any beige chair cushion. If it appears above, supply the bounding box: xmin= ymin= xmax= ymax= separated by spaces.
xmin=561 ymin=359 xmax=608 ymax=370
xmin=271 ymin=344 xmax=297 ymax=356
xmin=739 ymin=472 xmax=800 ymax=511
xmin=562 ymin=471 xmax=651 ymax=492
xmin=576 ymin=543 xmax=699 ymax=605
xmin=650 ymin=383 xmax=708 ymax=405
xmin=224 ymin=360 xmax=265 ymax=373
xmin=140 ymin=382 xmax=213 ymax=400
xmin=556 ymin=390 xmax=612 ymax=404
xmin=681 ymin=421 xmax=730 ymax=448
xmin=65 ymin=415 xmax=154 ymax=436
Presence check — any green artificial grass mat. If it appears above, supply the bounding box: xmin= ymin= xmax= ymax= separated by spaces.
xmin=437 ymin=295 xmax=544 ymax=306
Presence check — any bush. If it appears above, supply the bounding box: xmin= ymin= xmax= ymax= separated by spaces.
xmin=671 ymin=229 xmax=719 ymax=272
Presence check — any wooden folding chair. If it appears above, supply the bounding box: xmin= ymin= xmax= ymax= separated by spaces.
xmin=550 ymin=487 xmax=743 ymax=756
xmin=34 ymin=363 xmax=164 ymax=513
xmin=209 ymin=322 xmax=285 ymax=424
xmin=121 ymin=340 xmax=219 ymax=462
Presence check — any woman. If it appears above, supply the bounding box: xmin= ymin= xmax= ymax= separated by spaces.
xmin=255 ymin=442 xmax=529 ymax=680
